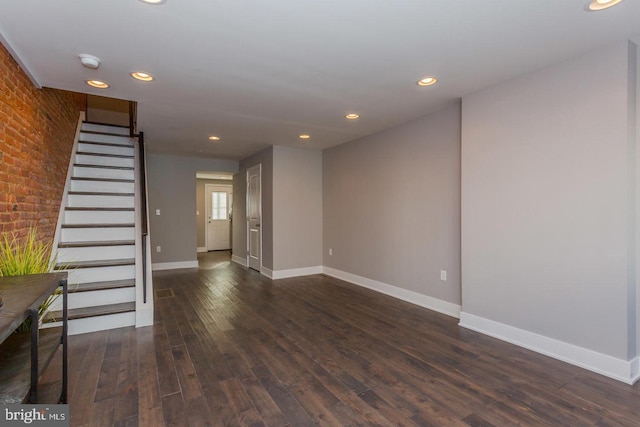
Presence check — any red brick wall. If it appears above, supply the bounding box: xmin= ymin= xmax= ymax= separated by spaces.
xmin=0 ymin=42 xmax=87 ymax=243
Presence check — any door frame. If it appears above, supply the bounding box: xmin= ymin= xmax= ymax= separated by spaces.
xmin=246 ymin=164 xmax=262 ymax=271
xmin=205 ymin=183 xmax=232 ymax=251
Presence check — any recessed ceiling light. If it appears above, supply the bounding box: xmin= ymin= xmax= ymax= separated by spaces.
xmin=139 ymin=0 xmax=167 ymax=4
xmin=208 ymin=136 xmax=220 ymax=141
xmin=417 ymin=76 xmax=438 ymax=86
xmin=130 ymin=71 xmax=154 ymax=82
xmin=345 ymin=113 xmax=360 ymax=120
xmin=86 ymin=80 xmax=109 ymax=89
xmin=586 ymin=0 xmax=622 ymax=10
xmin=299 ymin=134 xmax=311 ymax=139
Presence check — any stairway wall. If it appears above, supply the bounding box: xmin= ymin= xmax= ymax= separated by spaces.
xmin=0 ymin=42 xmax=86 ymax=241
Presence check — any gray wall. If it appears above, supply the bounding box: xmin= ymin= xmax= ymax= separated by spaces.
xmin=196 ymin=178 xmax=233 ymax=249
xmin=323 ymin=103 xmax=461 ymax=305
xmin=461 ymin=41 xmax=636 ymax=359
xmin=233 ymin=147 xmax=274 ymax=269
xmin=636 ymin=42 xmax=640 ymax=359
xmin=272 ymin=146 xmax=323 ymax=270
xmin=147 ymin=153 xmax=238 ymax=264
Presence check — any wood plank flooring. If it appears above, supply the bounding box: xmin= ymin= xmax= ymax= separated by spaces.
xmin=43 ymin=251 xmax=640 ymax=426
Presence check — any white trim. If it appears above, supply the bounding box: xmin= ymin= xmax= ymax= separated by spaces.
xmin=631 ymin=357 xmax=640 ymax=384
xmin=0 ymin=29 xmax=41 ymax=87
xmin=152 ymin=261 xmax=199 ymax=271
xmin=136 ymin=307 xmax=154 ymax=328
xmin=459 ymin=312 xmax=640 ymax=385
xmin=197 ymin=247 xmax=207 ymax=253
xmin=272 ymin=266 xmax=323 ymax=279
xmin=261 ymin=267 xmax=273 ymax=278
xmin=322 ymin=267 xmax=461 ymax=319
xmin=231 ymin=255 xmax=247 ymax=266
xmin=51 ymin=113 xmax=85 ymax=263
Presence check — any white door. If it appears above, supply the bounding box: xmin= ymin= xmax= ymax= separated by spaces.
xmin=206 ymin=184 xmax=232 ymax=251
xmin=247 ymin=165 xmax=261 ymax=271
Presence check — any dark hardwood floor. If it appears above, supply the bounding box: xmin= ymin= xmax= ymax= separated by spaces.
xmin=44 ymin=251 xmax=640 ymax=426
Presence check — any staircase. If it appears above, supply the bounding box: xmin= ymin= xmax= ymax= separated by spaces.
xmin=48 ymin=121 xmax=150 ymax=335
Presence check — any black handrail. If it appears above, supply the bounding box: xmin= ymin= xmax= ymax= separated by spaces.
xmin=138 ymin=131 xmax=148 ymax=303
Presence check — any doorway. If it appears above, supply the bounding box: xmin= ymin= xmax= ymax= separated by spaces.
xmin=205 ymin=184 xmax=232 ymax=251
xmin=195 ymin=171 xmax=236 ymax=253
xmin=247 ymin=164 xmax=261 ymax=271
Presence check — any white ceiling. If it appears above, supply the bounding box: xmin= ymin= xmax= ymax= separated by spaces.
xmin=1 ymin=0 xmax=640 ymax=160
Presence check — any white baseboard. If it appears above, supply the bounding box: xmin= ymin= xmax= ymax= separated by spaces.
xmin=459 ymin=312 xmax=640 ymax=385
xmin=322 ymin=267 xmax=461 ymax=319
xmin=197 ymin=247 xmax=207 ymax=253
xmin=231 ymin=255 xmax=247 ymax=266
xmin=261 ymin=267 xmax=273 ymax=278
xmin=152 ymin=260 xmax=199 ymax=271
xmin=272 ymin=266 xmax=323 ymax=279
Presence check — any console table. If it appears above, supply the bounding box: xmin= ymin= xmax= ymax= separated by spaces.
xmin=0 ymin=273 xmax=68 ymax=403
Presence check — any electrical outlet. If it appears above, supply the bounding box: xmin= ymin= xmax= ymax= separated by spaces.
xmin=440 ymin=270 xmax=447 ymax=281
xmin=156 ymin=246 xmax=161 ymax=253
xmin=329 ymin=248 xmax=333 ymax=256
xmin=156 ymin=209 xmax=161 ymax=216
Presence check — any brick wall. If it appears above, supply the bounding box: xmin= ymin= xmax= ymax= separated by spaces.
xmin=0 ymin=42 xmax=87 ymax=243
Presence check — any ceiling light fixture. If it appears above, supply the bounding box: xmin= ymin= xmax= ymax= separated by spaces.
xmin=299 ymin=134 xmax=311 ymax=139
xmin=586 ymin=0 xmax=622 ymax=10
xmin=139 ymin=0 xmax=167 ymax=5
xmin=417 ymin=76 xmax=438 ymax=86
xmin=130 ymin=71 xmax=154 ymax=82
xmin=345 ymin=113 xmax=360 ymax=120
xmin=208 ymin=136 xmax=220 ymax=141
xmin=86 ymin=80 xmax=109 ymax=89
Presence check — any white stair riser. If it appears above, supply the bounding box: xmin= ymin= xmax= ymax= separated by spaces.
xmin=58 ymin=245 xmax=135 ymax=263
xmin=64 ymin=210 xmax=134 ymax=224
xmin=68 ymin=287 xmax=136 ymax=310
xmin=44 ymin=312 xmax=136 ymax=335
xmin=68 ymin=194 xmax=134 ymax=208
xmin=65 ymin=264 xmax=136 ymax=284
xmin=71 ymin=179 xmax=134 ymax=193
xmin=61 ymin=227 xmax=134 ymax=242
xmin=78 ymin=143 xmax=134 ymax=156
xmin=81 ymin=123 xmax=130 ymax=135
xmin=80 ymin=132 xmax=134 ymax=145
xmin=70 ymin=312 xmax=136 ymax=335
xmin=73 ymin=166 xmax=134 ymax=180
xmin=75 ymin=154 xmax=134 ymax=168
xmin=48 ymin=286 xmax=135 ymax=311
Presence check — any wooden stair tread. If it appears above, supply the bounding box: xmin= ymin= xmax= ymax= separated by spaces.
xmin=78 ymin=140 xmax=134 ymax=148
xmin=76 ymin=151 xmax=134 ymax=159
xmin=83 ymin=121 xmax=130 ymax=129
xmin=57 ymin=258 xmax=135 ymax=269
xmin=47 ymin=302 xmax=135 ymax=321
xmin=65 ymin=207 xmax=134 ymax=211
xmin=74 ymin=163 xmax=134 ymax=170
xmin=69 ymin=279 xmax=135 ymax=293
xmin=58 ymin=240 xmax=135 ymax=248
xmin=71 ymin=177 xmax=134 ymax=183
xmin=61 ymin=223 xmax=134 ymax=228
xmin=80 ymin=130 xmax=131 ymax=137
xmin=68 ymin=191 xmax=134 ymax=196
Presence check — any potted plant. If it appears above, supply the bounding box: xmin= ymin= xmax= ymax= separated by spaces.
xmin=0 ymin=227 xmax=62 ymax=331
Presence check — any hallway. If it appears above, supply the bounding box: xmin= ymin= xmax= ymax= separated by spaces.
xmin=52 ymin=252 xmax=640 ymax=426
